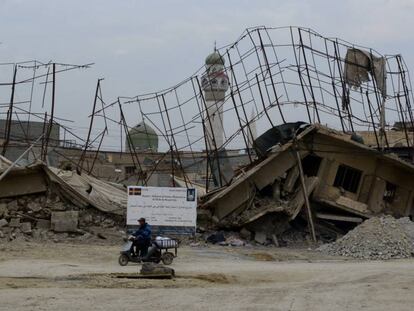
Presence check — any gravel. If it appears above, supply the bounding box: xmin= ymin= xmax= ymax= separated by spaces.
xmin=318 ymin=216 xmax=414 ymax=260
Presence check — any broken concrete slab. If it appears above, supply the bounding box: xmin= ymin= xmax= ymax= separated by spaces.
xmin=36 ymin=219 xmax=50 ymax=230
xmin=286 ymin=176 xmax=319 ymax=220
xmin=9 ymin=217 xmax=20 ymax=228
xmin=284 ymin=166 xmax=299 ymax=193
xmin=315 ymin=212 xmax=363 ymax=223
xmin=241 ymin=204 xmax=284 ymax=226
xmin=7 ymin=200 xmax=19 ymax=212
xmin=51 ymin=211 xmax=79 ymax=232
xmin=0 ymin=218 xmax=8 ymax=228
xmin=27 ymin=201 xmax=42 ymax=213
xmin=314 ymin=196 xmax=372 ymax=218
xmin=20 ymin=222 xmax=32 ymax=234
xmin=211 ymin=182 xmax=254 ymax=220
xmin=0 ymin=165 xmax=48 ymax=199
xmin=49 ymin=202 xmax=66 ymax=211
xmin=336 ymin=196 xmax=370 ymax=214
xmin=254 ymin=231 xmax=267 ymax=244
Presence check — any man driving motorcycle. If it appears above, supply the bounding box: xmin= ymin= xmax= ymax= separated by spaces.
xmin=131 ymin=217 xmax=152 ymax=257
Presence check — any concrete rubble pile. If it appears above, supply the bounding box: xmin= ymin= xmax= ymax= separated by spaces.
xmin=0 ymin=161 xmax=127 ymax=243
xmin=318 ymin=216 xmax=414 ymax=260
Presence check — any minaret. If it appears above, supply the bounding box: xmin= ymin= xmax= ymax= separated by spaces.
xmin=201 ymin=50 xmax=229 ymax=151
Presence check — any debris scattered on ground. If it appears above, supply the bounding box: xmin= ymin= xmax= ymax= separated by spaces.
xmin=318 ymin=216 xmax=414 ymax=260
xmin=0 ymin=192 xmax=125 ymax=244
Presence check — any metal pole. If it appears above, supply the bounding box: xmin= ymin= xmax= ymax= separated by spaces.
xmin=294 ymin=143 xmax=317 ymax=243
xmin=379 ymin=98 xmax=386 ymax=151
xmin=78 ymin=78 xmax=103 ymax=174
xmin=43 ymin=63 xmax=56 ymax=162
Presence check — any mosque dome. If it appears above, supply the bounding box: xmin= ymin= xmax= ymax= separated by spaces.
xmin=126 ymin=121 xmax=158 ymax=152
xmin=205 ymin=51 xmax=225 ymax=66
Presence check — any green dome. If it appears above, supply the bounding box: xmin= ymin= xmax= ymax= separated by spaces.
xmin=127 ymin=121 xmax=158 ymax=152
xmin=205 ymin=51 xmax=225 ymax=66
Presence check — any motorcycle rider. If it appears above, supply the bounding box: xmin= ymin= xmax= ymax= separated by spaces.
xmin=131 ymin=217 xmax=152 ymax=257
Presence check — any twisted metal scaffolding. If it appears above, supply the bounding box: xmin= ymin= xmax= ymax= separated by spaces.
xmin=2 ymin=26 xmax=414 ymax=193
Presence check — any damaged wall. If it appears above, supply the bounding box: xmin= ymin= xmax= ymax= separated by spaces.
xmin=307 ymin=131 xmax=414 ymax=217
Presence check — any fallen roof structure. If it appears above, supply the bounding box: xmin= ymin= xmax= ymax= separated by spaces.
xmin=0 ymin=162 xmax=127 ymax=216
xmin=45 ymin=167 xmax=127 ymax=216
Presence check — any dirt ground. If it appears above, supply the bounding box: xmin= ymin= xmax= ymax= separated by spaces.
xmin=0 ymin=241 xmax=413 ymax=311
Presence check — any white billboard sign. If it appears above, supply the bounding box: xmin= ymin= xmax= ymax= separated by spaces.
xmin=127 ymin=186 xmax=197 ymax=227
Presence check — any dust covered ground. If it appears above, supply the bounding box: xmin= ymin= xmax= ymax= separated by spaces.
xmin=0 ymin=241 xmax=413 ymax=311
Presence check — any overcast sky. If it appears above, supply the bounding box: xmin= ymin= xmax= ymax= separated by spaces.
xmin=1 ymin=0 xmax=413 ymax=150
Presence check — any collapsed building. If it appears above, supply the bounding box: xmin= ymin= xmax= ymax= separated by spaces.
xmin=200 ymin=124 xmax=414 ymax=244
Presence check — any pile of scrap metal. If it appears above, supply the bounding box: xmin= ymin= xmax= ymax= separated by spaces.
xmin=0 ymin=158 xmax=127 ymax=237
xmin=200 ymin=124 xmax=414 ymax=244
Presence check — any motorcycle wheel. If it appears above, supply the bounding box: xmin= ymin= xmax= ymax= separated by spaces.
xmin=161 ymin=252 xmax=174 ymax=265
xmin=118 ymin=254 xmax=129 ymax=266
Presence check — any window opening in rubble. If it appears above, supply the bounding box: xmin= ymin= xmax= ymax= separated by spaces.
xmin=302 ymin=154 xmax=322 ymax=177
xmin=383 ymin=181 xmax=397 ymax=203
xmin=333 ymin=164 xmax=362 ymax=193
